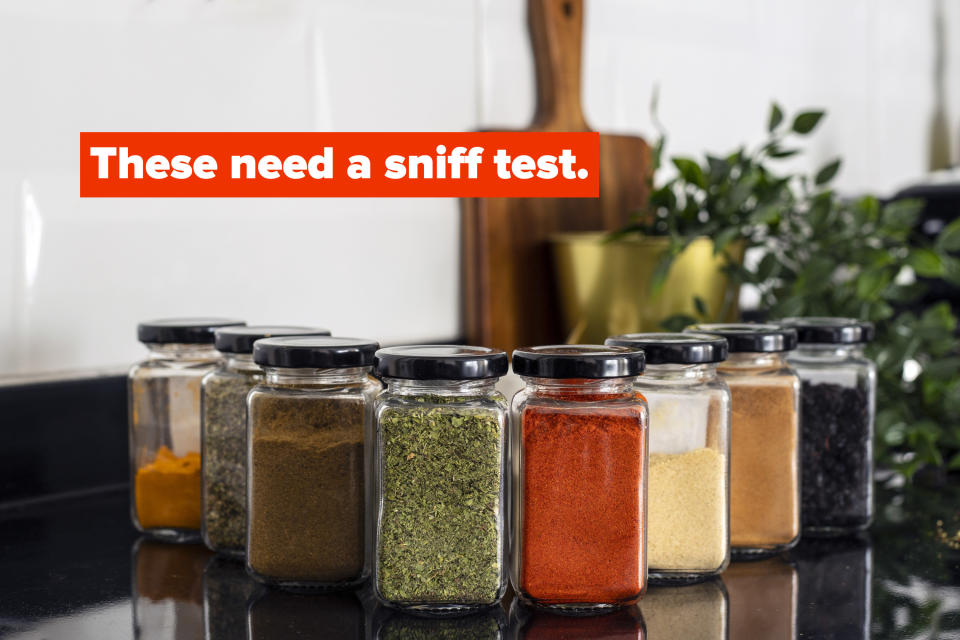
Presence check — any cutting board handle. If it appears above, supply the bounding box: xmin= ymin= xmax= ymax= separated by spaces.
xmin=529 ymin=0 xmax=589 ymax=131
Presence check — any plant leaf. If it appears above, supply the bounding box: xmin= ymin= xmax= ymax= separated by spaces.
xmin=936 ymin=217 xmax=960 ymax=253
xmin=749 ymin=204 xmax=781 ymax=225
xmin=942 ymin=255 xmax=960 ymax=286
xmin=713 ymin=227 xmax=741 ymax=255
xmin=672 ymin=157 xmax=706 ymax=189
xmin=768 ymin=148 xmax=800 ymax=159
xmin=949 ymin=452 xmax=960 ymax=470
xmin=693 ymin=296 xmax=709 ymax=317
xmin=650 ymin=251 xmax=677 ymax=298
xmin=814 ymin=159 xmax=842 ymax=185
xmin=792 ymin=110 xmax=825 ymax=134
xmin=856 ymin=268 xmax=891 ymax=300
xmin=882 ymin=199 xmax=924 ymax=233
xmin=907 ymin=249 xmax=944 ymax=277
xmin=756 ymin=253 xmax=779 ymax=281
xmin=768 ymin=103 xmax=784 ymax=133
xmin=660 ymin=313 xmax=699 ymax=332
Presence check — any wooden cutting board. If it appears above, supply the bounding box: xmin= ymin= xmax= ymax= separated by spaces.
xmin=462 ymin=0 xmax=651 ymax=354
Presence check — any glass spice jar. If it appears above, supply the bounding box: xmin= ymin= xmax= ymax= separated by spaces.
xmin=685 ymin=323 xmax=801 ymax=557
xmin=373 ymin=345 xmax=510 ymax=614
xmin=781 ymin=317 xmax=876 ymax=534
xmin=246 ymin=336 xmax=380 ymax=591
xmin=605 ymin=333 xmax=731 ymax=583
xmin=511 ymin=345 xmax=649 ymax=612
xmin=129 ymin=318 xmax=245 ymax=543
xmin=200 ymin=326 xmax=329 ymax=557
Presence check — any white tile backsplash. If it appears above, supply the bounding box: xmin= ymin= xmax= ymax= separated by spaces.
xmin=0 ymin=0 xmax=956 ymax=375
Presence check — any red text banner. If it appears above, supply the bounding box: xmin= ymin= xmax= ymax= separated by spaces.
xmin=79 ymin=132 xmax=599 ymax=198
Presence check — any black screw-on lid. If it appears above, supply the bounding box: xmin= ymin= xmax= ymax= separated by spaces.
xmin=605 ymin=332 xmax=729 ymax=365
xmin=215 ymin=326 xmax=331 ymax=354
xmin=685 ymin=323 xmax=798 ymax=353
xmin=253 ymin=336 xmax=379 ymax=369
xmin=375 ymin=345 xmax=509 ymax=380
xmin=138 ymin=318 xmax=246 ymax=345
xmin=512 ymin=345 xmax=645 ymax=379
xmin=779 ymin=317 xmax=875 ymax=344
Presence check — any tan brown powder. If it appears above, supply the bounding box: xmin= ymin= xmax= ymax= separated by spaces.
xmin=247 ymin=394 xmax=366 ymax=583
xmin=648 ymin=447 xmax=727 ymax=571
xmin=726 ymin=380 xmax=799 ymax=549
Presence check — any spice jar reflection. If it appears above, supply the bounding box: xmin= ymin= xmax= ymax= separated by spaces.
xmin=510 ymin=600 xmax=646 ymax=639
xmin=203 ymin=556 xmax=260 ymax=640
xmin=132 ymin=539 xmax=211 ymax=640
xmin=791 ymin=535 xmax=871 ymax=640
xmin=723 ymin=557 xmax=797 ymax=640
xmin=374 ymin=603 xmax=506 ymax=639
xmin=248 ymin=589 xmax=365 ymax=640
xmin=640 ymin=578 xmax=727 ymax=640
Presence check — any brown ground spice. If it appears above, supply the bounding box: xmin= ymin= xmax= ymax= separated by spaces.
xmin=726 ymin=380 xmax=799 ymax=549
xmin=247 ymin=394 xmax=366 ymax=583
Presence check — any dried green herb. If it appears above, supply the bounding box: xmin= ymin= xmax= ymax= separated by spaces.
xmin=376 ymin=396 xmax=504 ymax=605
xmin=248 ymin=391 xmax=367 ymax=584
xmin=202 ymin=369 xmax=260 ymax=553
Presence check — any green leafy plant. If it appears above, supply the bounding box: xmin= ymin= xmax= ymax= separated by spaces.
xmin=617 ymin=102 xmax=960 ymax=476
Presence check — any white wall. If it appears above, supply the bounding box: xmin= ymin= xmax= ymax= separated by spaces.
xmin=1 ymin=0 xmax=957 ymax=376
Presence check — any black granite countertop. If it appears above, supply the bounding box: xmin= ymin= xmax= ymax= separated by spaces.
xmin=0 ymin=481 xmax=958 ymax=639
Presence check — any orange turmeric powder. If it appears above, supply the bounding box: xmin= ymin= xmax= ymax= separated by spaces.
xmin=135 ymin=446 xmax=203 ymax=530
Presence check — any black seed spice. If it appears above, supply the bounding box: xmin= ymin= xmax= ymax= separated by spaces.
xmin=800 ymin=381 xmax=872 ymax=532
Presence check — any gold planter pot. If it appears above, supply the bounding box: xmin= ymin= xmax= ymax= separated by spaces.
xmin=552 ymin=233 xmax=744 ymax=344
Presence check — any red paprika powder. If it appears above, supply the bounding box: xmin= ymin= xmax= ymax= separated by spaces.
xmin=511 ymin=346 xmax=649 ymax=610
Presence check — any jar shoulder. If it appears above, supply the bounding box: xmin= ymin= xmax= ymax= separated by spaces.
xmin=249 ymin=378 xmax=381 ymax=403
xmin=511 ymin=389 xmax=648 ymax=417
xmin=202 ymin=367 xmax=261 ymax=389
xmin=718 ymin=364 xmax=799 ymax=385
xmin=376 ymin=391 xmax=508 ymax=415
xmin=787 ymin=356 xmax=876 ymax=376
xmin=129 ymin=358 xmax=218 ymax=379
xmin=635 ymin=377 xmax=730 ymax=398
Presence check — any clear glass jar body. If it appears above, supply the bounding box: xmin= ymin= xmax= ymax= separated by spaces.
xmin=787 ymin=344 xmax=876 ymax=534
xmin=718 ymin=353 xmax=801 ymax=556
xmin=246 ymin=366 xmax=379 ymax=590
xmin=374 ymin=378 xmax=508 ymax=613
xmin=635 ymin=363 xmax=730 ymax=582
xmin=129 ymin=343 xmax=221 ymax=543
xmin=201 ymin=354 xmax=262 ymax=556
xmin=511 ymin=377 xmax=649 ymax=611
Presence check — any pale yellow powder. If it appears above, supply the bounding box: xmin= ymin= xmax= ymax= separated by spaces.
xmin=648 ymin=447 xmax=727 ymax=571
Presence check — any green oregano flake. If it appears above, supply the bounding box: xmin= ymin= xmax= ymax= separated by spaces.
xmin=377 ymin=395 xmax=503 ymax=605
xmin=202 ymin=371 xmax=259 ymax=553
